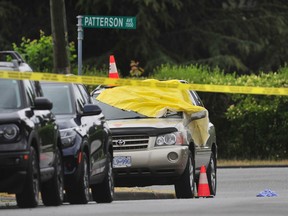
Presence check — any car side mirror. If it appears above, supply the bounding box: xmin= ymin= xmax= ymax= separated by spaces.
xmin=82 ymin=104 xmax=102 ymax=116
xmin=191 ymin=110 xmax=206 ymax=121
xmin=34 ymin=97 xmax=53 ymax=110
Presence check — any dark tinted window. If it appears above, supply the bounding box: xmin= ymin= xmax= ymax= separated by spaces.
xmin=73 ymin=84 xmax=85 ymax=112
xmin=0 ymin=79 xmax=21 ymax=109
xmin=94 ymin=99 xmax=146 ymax=120
xmin=23 ymin=80 xmax=35 ymax=106
xmin=77 ymin=84 xmax=90 ymax=104
xmin=41 ymin=83 xmax=74 ymax=115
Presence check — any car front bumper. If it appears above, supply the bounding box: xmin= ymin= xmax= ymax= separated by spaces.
xmin=113 ymin=146 xmax=190 ymax=186
xmin=0 ymin=151 xmax=30 ymax=193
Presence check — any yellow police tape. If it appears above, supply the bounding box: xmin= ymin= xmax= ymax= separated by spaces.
xmin=0 ymin=70 xmax=287 ymax=96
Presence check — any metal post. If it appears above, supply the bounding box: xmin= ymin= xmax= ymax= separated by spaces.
xmin=77 ymin=15 xmax=83 ymax=75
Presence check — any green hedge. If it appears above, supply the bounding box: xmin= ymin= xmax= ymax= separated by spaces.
xmin=151 ymin=65 xmax=288 ymax=160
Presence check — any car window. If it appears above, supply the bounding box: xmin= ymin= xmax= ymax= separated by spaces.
xmin=23 ymin=80 xmax=36 ymax=106
xmin=189 ymin=90 xmax=204 ymax=107
xmin=94 ymin=99 xmax=147 ymax=120
xmin=0 ymin=79 xmax=21 ymax=109
xmin=73 ymin=84 xmax=85 ymax=112
xmin=41 ymin=83 xmax=74 ymax=115
xmin=77 ymin=84 xmax=90 ymax=104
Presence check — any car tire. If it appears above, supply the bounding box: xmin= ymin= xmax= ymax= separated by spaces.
xmin=174 ymin=151 xmax=195 ymax=198
xmin=41 ymin=146 xmax=64 ymax=206
xmin=66 ymin=151 xmax=90 ymax=204
xmin=16 ymin=146 xmax=40 ymax=208
xmin=207 ymin=152 xmax=217 ymax=196
xmin=91 ymin=152 xmax=114 ymax=203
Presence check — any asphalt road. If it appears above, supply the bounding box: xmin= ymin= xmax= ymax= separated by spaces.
xmin=1 ymin=167 xmax=287 ymax=216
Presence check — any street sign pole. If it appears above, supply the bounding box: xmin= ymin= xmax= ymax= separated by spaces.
xmin=77 ymin=15 xmax=83 ymax=75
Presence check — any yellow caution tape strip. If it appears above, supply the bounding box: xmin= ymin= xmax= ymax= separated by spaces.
xmin=0 ymin=70 xmax=287 ymax=96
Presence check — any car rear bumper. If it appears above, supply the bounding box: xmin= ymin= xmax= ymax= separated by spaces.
xmin=0 ymin=151 xmax=30 ymax=193
xmin=113 ymin=146 xmax=189 ymax=186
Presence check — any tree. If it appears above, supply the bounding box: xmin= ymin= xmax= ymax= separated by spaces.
xmin=2 ymin=0 xmax=288 ymax=76
xmin=75 ymin=0 xmax=288 ymax=75
xmin=50 ymin=0 xmax=70 ymax=74
xmin=0 ymin=1 xmax=19 ymax=49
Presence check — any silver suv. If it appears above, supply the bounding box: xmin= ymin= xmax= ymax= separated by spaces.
xmin=92 ymin=81 xmax=217 ymax=198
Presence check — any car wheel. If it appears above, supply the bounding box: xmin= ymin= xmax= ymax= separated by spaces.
xmin=16 ymin=146 xmax=40 ymax=208
xmin=207 ymin=152 xmax=217 ymax=196
xmin=174 ymin=151 xmax=195 ymax=198
xmin=41 ymin=146 xmax=64 ymax=206
xmin=91 ymin=152 xmax=114 ymax=203
xmin=66 ymin=151 xmax=90 ymax=204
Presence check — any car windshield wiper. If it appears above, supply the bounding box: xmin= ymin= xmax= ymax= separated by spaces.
xmin=118 ymin=116 xmax=149 ymax=119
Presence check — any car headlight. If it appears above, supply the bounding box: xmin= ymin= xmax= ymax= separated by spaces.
xmin=60 ymin=128 xmax=77 ymax=148
xmin=155 ymin=132 xmax=184 ymax=146
xmin=0 ymin=124 xmax=20 ymax=141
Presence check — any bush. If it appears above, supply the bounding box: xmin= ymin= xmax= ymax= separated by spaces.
xmin=12 ymin=30 xmax=76 ymax=72
xmin=152 ymin=64 xmax=288 ymax=160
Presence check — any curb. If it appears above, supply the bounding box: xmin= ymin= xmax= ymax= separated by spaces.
xmin=218 ymin=165 xmax=288 ymax=169
xmin=0 ymin=188 xmax=175 ymax=206
xmin=114 ymin=188 xmax=175 ymax=200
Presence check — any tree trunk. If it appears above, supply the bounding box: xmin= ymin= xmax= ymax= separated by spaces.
xmin=50 ymin=0 xmax=70 ymax=74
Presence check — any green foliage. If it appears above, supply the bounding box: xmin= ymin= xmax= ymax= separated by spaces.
xmin=224 ymin=71 xmax=288 ymax=160
xmin=3 ymin=1 xmax=288 ymax=76
xmin=76 ymin=0 xmax=288 ymax=75
xmin=12 ymin=31 xmax=76 ymax=72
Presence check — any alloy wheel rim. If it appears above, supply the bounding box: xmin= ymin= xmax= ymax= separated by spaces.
xmin=57 ymin=151 xmax=64 ymax=200
xmin=83 ymin=157 xmax=90 ymax=200
xmin=108 ymin=162 xmax=114 ymax=197
xmin=210 ymin=158 xmax=216 ymax=192
xmin=189 ymin=158 xmax=194 ymax=193
xmin=32 ymin=152 xmax=39 ymax=203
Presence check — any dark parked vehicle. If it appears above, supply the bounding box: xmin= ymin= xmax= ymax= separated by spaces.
xmin=0 ymin=78 xmax=64 ymax=208
xmin=40 ymin=81 xmax=114 ymax=204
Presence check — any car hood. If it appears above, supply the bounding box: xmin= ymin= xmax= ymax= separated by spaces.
xmin=0 ymin=110 xmax=21 ymax=122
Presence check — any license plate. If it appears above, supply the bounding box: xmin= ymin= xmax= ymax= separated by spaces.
xmin=113 ymin=156 xmax=132 ymax=168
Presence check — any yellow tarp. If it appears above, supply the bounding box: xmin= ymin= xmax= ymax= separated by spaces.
xmin=97 ymin=79 xmax=210 ymax=145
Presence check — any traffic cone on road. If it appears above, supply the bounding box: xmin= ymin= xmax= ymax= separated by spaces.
xmin=109 ymin=55 xmax=119 ymax=79
xmin=198 ymin=165 xmax=211 ymax=197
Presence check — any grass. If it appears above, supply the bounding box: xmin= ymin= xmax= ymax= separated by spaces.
xmin=218 ymin=159 xmax=288 ymax=167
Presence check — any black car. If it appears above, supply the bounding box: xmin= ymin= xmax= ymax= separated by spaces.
xmin=40 ymin=81 xmax=114 ymax=204
xmin=0 ymin=79 xmax=64 ymax=208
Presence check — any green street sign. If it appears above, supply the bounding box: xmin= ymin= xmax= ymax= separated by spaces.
xmin=82 ymin=16 xmax=136 ymax=29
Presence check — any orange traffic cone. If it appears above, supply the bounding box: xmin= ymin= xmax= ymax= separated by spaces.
xmin=197 ymin=165 xmax=211 ymax=197
xmin=109 ymin=55 xmax=119 ymax=79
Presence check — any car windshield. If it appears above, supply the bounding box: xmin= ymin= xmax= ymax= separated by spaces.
xmin=93 ymin=99 xmax=147 ymax=120
xmin=0 ymin=79 xmax=22 ymax=109
xmin=41 ymin=83 xmax=74 ymax=115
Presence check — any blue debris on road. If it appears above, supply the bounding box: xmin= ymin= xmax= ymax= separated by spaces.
xmin=256 ymin=189 xmax=278 ymax=197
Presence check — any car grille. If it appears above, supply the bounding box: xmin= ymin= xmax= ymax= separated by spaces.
xmin=112 ymin=135 xmax=149 ymax=150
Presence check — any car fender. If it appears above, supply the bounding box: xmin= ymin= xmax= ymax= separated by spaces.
xmin=27 ymin=129 xmax=41 ymax=159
